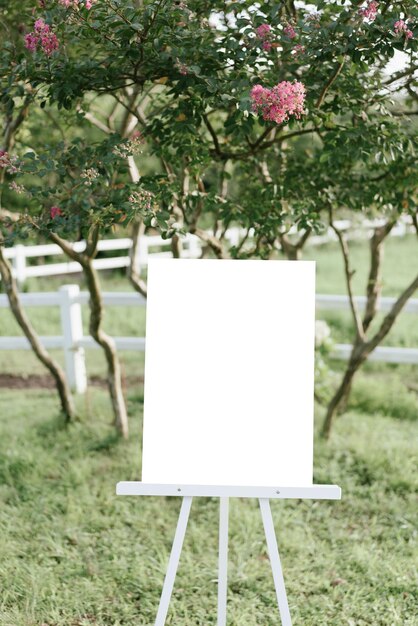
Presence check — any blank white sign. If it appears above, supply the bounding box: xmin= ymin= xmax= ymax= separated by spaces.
xmin=142 ymin=259 xmax=316 ymax=487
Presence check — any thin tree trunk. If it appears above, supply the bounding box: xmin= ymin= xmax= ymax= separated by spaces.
xmin=0 ymin=246 xmax=75 ymax=421
xmin=363 ymin=222 xmax=395 ymax=332
xmin=171 ymin=233 xmax=182 ymax=258
xmin=47 ymin=230 xmax=129 ymax=438
xmin=322 ymin=346 xmax=366 ymax=439
xmin=82 ymin=257 xmax=129 ymax=438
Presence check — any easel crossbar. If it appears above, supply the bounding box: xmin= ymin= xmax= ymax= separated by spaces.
xmin=116 ymin=482 xmax=341 ymax=499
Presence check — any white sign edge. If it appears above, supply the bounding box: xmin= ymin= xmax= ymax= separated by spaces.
xmin=116 ymin=482 xmax=341 ymax=500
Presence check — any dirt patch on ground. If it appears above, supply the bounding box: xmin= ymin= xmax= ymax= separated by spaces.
xmin=0 ymin=373 xmax=143 ymax=390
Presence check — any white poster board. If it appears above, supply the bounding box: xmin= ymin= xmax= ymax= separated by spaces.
xmin=142 ymin=259 xmax=316 ymax=488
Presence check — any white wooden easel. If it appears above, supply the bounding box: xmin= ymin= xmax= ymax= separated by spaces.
xmin=116 ymin=483 xmax=341 ymax=625
xmin=117 ymin=258 xmax=341 ymax=624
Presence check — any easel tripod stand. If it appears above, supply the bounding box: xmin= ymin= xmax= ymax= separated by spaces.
xmin=116 ymin=482 xmax=341 ymax=626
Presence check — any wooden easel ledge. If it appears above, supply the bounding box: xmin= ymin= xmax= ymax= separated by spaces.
xmin=116 ymin=483 xmax=341 ymax=500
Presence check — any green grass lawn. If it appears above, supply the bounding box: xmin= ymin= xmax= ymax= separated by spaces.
xmin=0 ymin=390 xmax=417 ymax=626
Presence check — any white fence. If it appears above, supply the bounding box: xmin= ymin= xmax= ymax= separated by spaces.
xmin=0 ymin=285 xmax=417 ymax=393
xmin=2 ymin=217 xmax=414 ymax=286
xmin=2 ymin=235 xmax=201 ymax=286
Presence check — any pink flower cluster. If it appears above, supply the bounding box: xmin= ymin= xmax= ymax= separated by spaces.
xmin=255 ymin=23 xmax=273 ymax=51
xmin=293 ymin=43 xmax=306 ymax=57
xmin=394 ymin=20 xmax=414 ymax=39
xmin=283 ymin=23 xmax=297 ymax=40
xmin=59 ymin=0 xmax=96 ymax=8
xmin=175 ymin=59 xmax=188 ymax=75
xmin=9 ymin=181 xmax=25 ymax=194
xmin=250 ymin=81 xmax=306 ymax=125
xmin=50 ymin=206 xmax=63 ymax=219
xmin=24 ymin=18 xmax=59 ymax=56
xmin=0 ymin=150 xmax=20 ymax=174
xmin=358 ymin=1 xmax=379 ymax=22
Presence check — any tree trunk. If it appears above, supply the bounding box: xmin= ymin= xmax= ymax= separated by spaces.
xmin=335 ymin=378 xmax=354 ymax=416
xmin=363 ymin=223 xmax=395 ymax=332
xmin=0 ymin=246 xmax=76 ymax=421
xmin=170 ymin=233 xmax=182 ymax=258
xmin=82 ymin=258 xmax=129 ymax=438
xmin=321 ymin=347 xmax=366 ymax=439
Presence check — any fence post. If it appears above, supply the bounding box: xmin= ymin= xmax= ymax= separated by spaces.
xmin=187 ymin=234 xmax=201 ymax=258
xmin=137 ymin=235 xmax=149 ymax=268
xmin=13 ymin=244 xmax=27 ymax=288
xmin=59 ymin=284 xmax=87 ymax=394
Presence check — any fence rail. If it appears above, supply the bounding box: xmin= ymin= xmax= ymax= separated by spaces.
xmin=0 ymin=285 xmax=416 ymax=393
xmin=2 ymin=216 xmax=413 ymax=286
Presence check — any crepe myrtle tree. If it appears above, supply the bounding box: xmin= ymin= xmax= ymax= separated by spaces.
xmin=3 ymin=136 xmax=162 ymax=438
xmin=10 ymin=0 xmax=415 ymax=250
xmin=1 ymin=0 xmax=417 ymax=435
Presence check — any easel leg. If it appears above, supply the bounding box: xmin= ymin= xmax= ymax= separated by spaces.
xmin=259 ymin=499 xmax=292 ymax=626
xmin=155 ymin=496 xmax=193 ymax=626
xmin=217 ymin=497 xmax=229 ymax=626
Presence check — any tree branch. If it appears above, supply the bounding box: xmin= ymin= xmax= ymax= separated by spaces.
xmin=316 ymin=59 xmax=345 ymax=109
xmin=367 ymin=272 xmax=418 ymax=352
xmin=190 ymin=227 xmax=229 ymax=259
xmin=330 ymin=213 xmax=365 ymax=341
xmin=363 ymin=220 xmax=396 ymax=332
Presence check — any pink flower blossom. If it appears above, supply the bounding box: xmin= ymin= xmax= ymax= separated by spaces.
xmin=0 ymin=151 xmax=20 ymax=174
xmin=175 ymin=59 xmax=188 ymax=75
xmin=358 ymin=1 xmax=379 ymax=22
xmin=250 ymin=81 xmax=306 ymax=125
xmin=24 ymin=18 xmax=59 ymax=56
xmin=256 ymin=24 xmax=271 ymax=40
xmin=24 ymin=33 xmax=38 ymax=53
xmin=59 ymin=0 xmax=96 ymax=8
xmin=0 ymin=150 xmax=9 ymax=168
xmin=9 ymin=181 xmax=25 ymax=195
xmin=293 ymin=43 xmax=306 ymax=57
xmin=283 ymin=24 xmax=297 ymax=40
xmin=394 ymin=19 xmax=414 ymax=39
xmin=255 ymin=23 xmax=275 ymax=51
xmin=34 ymin=18 xmax=49 ymax=32
xmin=50 ymin=206 xmax=62 ymax=219
xmin=40 ymin=32 xmax=59 ymax=55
